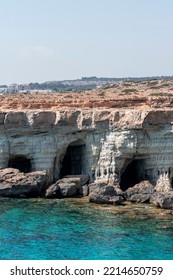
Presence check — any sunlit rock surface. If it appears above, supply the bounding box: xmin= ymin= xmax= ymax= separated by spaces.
xmin=0 ymin=168 xmax=48 ymax=197
xmin=1 ymin=79 xmax=173 ymax=206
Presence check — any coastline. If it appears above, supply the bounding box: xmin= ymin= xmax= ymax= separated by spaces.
xmin=2 ymin=195 xmax=172 ymax=220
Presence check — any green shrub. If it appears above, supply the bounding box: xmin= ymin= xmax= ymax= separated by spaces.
xmin=150 ymin=92 xmax=172 ymax=96
xmin=122 ymin=88 xmax=137 ymax=93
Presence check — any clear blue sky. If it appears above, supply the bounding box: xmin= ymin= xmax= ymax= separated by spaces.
xmin=0 ymin=0 xmax=173 ymax=84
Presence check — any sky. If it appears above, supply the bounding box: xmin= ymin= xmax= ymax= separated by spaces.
xmin=0 ymin=0 xmax=173 ymax=84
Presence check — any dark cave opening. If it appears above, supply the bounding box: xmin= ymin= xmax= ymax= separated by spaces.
xmin=60 ymin=143 xmax=86 ymax=178
xmin=8 ymin=156 xmax=32 ymax=173
xmin=120 ymin=159 xmax=143 ymax=191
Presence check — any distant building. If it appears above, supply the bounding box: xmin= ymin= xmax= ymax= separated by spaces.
xmin=7 ymin=83 xmax=30 ymax=94
xmin=8 ymin=83 xmax=19 ymax=94
xmin=0 ymin=87 xmax=8 ymax=94
xmin=18 ymin=84 xmax=30 ymax=91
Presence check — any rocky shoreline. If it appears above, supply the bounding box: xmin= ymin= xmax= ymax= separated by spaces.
xmin=1 ymin=79 xmax=173 ymax=213
xmin=1 ymin=168 xmax=173 ymax=212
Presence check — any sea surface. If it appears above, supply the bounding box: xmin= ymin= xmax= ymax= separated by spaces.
xmin=0 ymin=197 xmax=173 ymax=260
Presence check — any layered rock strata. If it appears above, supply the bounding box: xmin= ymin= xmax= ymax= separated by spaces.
xmin=1 ymin=109 xmax=173 ymax=187
xmin=0 ymin=79 xmax=173 ymax=208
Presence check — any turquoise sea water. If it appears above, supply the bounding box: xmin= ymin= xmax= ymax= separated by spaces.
xmin=0 ymin=197 xmax=173 ymax=260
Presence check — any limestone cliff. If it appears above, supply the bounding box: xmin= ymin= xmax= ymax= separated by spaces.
xmin=0 ymin=78 xmax=173 ymax=193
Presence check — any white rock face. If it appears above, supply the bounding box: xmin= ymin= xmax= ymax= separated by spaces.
xmin=0 ymin=109 xmax=173 ymax=190
xmin=95 ymin=111 xmax=173 ymax=191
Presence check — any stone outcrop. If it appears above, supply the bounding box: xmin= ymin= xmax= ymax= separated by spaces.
xmin=89 ymin=182 xmax=124 ymax=205
xmin=148 ymin=176 xmax=173 ymax=209
xmin=155 ymin=176 xmax=173 ymax=192
xmin=125 ymin=181 xmax=155 ymax=203
xmin=150 ymin=192 xmax=173 ymax=209
xmin=0 ymin=168 xmax=48 ymax=197
xmin=1 ymin=108 xmax=173 ymax=190
xmin=0 ymin=79 xmax=173 ymax=208
xmin=45 ymin=175 xmax=89 ymax=198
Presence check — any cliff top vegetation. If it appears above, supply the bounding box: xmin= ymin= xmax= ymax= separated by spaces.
xmin=0 ymin=78 xmax=173 ymax=111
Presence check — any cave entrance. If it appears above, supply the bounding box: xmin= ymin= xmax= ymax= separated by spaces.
xmin=120 ymin=159 xmax=144 ymax=191
xmin=60 ymin=141 xmax=86 ymax=178
xmin=8 ymin=156 xmax=32 ymax=173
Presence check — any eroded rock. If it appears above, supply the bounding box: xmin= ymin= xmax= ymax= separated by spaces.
xmin=0 ymin=168 xmax=48 ymax=198
xmin=89 ymin=182 xmax=124 ymax=205
xmin=150 ymin=192 xmax=173 ymax=209
xmin=44 ymin=182 xmax=60 ymax=198
xmin=45 ymin=175 xmax=89 ymax=198
xmin=155 ymin=177 xmax=173 ymax=192
xmin=125 ymin=181 xmax=155 ymax=203
xmin=58 ymin=182 xmax=78 ymax=197
xmin=1 ymin=80 xmax=173 ymax=210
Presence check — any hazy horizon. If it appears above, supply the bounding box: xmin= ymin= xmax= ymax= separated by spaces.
xmin=1 ymin=0 xmax=173 ymax=84
xmin=2 ymin=74 xmax=173 ymax=86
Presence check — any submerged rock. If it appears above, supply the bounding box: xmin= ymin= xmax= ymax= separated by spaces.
xmin=125 ymin=181 xmax=154 ymax=203
xmin=0 ymin=168 xmax=48 ymax=198
xmin=89 ymin=182 xmax=124 ymax=205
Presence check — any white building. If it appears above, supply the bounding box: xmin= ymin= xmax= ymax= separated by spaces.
xmin=7 ymin=83 xmax=30 ymax=94
xmin=8 ymin=83 xmax=19 ymax=94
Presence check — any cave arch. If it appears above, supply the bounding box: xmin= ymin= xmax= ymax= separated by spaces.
xmin=8 ymin=155 xmax=32 ymax=173
xmin=60 ymin=140 xmax=86 ymax=178
xmin=120 ymin=159 xmax=144 ymax=191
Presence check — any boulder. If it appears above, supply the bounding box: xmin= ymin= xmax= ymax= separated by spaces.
xmin=89 ymin=182 xmax=124 ymax=205
xmin=28 ymin=171 xmax=48 ymax=190
xmin=45 ymin=175 xmax=89 ymax=198
xmin=0 ymin=168 xmax=48 ymax=198
xmin=150 ymin=192 xmax=173 ymax=209
xmin=58 ymin=182 xmax=78 ymax=197
xmin=125 ymin=180 xmax=154 ymax=203
xmin=59 ymin=175 xmax=89 ymax=197
xmin=64 ymin=175 xmax=89 ymax=186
